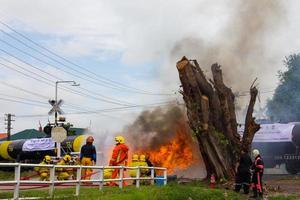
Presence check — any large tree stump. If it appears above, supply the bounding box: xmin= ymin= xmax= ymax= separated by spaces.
xmin=176 ymin=56 xmax=260 ymax=180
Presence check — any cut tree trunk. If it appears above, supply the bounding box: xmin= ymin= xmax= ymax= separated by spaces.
xmin=176 ymin=56 xmax=260 ymax=180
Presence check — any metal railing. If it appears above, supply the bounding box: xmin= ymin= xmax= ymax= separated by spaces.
xmin=0 ymin=163 xmax=167 ymax=199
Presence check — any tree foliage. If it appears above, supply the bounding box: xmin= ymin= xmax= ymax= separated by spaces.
xmin=267 ymin=54 xmax=300 ymax=122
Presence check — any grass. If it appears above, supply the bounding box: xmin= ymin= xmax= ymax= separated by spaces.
xmin=0 ymin=170 xmax=299 ymax=200
xmin=0 ymin=169 xmax=34 ymax=181
xmin=0 ymin=182 xmax=243 ymax=200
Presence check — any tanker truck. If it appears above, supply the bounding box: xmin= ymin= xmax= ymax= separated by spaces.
xmin=239 ymin=122 xmax=300 ymax=174
xmin=0 ymin=135 xmax=87 ymax=162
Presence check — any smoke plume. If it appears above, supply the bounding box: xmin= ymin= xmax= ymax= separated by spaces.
xmin=168 ymin=0 xmax=285 ymax=117
xmin=123 ymin=104 xmax=187 ymax=151
xmin=122 ymin=104 xmax=205 ymax=177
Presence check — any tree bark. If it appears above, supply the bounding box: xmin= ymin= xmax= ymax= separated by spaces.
xmin=176 ymin=56 xmax=260 ymax=180
xmin=242 ymin=84 xmax=260 ymax=152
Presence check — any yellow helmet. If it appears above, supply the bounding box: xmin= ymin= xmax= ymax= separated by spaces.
xmin=115 ymin=136 xmax=125 ymax=144
xmin=139 ymin=155 xmax=146 ymax=162
xmin=132 ymin=154 xmax=139 ymax=161
xmin=86 ymin=136 xmax=94 ymax=143
xmin=44 ymin=155 xmax=51 ymax=162
xmin=63 ymin=154 xmax=72 ymax=162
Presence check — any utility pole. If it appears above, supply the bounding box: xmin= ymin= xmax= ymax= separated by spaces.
xmin=5 ymin=113 xmax=15 ymax=141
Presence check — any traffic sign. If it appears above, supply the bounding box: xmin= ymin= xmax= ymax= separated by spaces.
xmin=51 ymin=126 xmax=67 ymax=143
xmin=48 ymin=99 xmax=64 ymax=115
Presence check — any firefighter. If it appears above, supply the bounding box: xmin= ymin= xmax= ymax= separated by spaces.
xmin=104 ymin=168 xmax=113 ymax=179
xmin=145 ymin=154 xmax=154 ymax=176
xmin=129 ymin=154 xmax=139 ymax=177
xmin=56 ymin=154 xmax=72 ymax=180
xmin=109 ymin=135 xmax=129 ymax=186
xmin=68 ymin=156 xmax=80 ymax=180
xmin=250 ymin=149 xmax=264 ymax=199
xmin=139 ymin=154 xmax=149 ymax=176
xmin=34 ymin=155 xmax=52 ymax=181
xmin=234 ymin=148 xmax=252 ymax=194
xmin=80 ymin=136 xmax=96 ymax=180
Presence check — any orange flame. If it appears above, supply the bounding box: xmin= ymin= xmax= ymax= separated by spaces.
xmin=141 ymin=124 xmax=194 ymax=174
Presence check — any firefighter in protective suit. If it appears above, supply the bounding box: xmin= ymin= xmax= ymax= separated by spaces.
xmin=139 ymin=155 xmax=149 ymax=176
xmin=109 ymin=136 xmax=129 ymax=186
xmin=251 ymin=149 xmax=264 ymax=199
xmin=129 ymin=154 xmax=139 ymax=177
xmin=234 ymin=149 xmax=252 ymax=194
xmin=56 ymin=154 xmax=72 ymax=180
xmin=80 ymin=136 xmax=96 ymax=180
xmin=34 ymin=155 xmax=52 ymax=181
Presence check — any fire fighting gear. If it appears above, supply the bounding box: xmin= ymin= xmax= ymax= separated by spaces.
xmin=81 ymin=157 xmax=94 ymax=180
xmin=145 ymin=155 xmax=155 ymax=177
xmin=132 ymin=154 xmax=139 ymax=161
xmin=251 ymin=154 xmax=264 ymax=198
xmin=129 ymin=154 xmax=139 ymax=177
xmin=63 ymin=154 xmax=72 ymax=162
xmin=235 ymin=152 xmax=252 ymax=194
xmin=80 ymin=142 xmax=96 ymax=180
xmin=56 ymin=157 xmax=71 ymax=180
xmin=252 ymin=149 xmax=260 ymax=158
xmin=34 ymin=156 xmax=52 ymax=181
xmin=80 ymin=143 xmax=97 ymax=163
xmin=115 ymin=136 xmax=125 ymax=144
xmin=86 ymin=136 xmax=94 ymax=144
xmin=109 ymin=143 xmax=129 ymax=166
xmin=44 ymin=155 xmax=51 ymax=163
xmin=109 ymin=141 xmax=129 ymax=186
xmin=139 ymin=155 xmax=149 ymax=175
xmin=104 ymin=168 xmax=113 ymax=179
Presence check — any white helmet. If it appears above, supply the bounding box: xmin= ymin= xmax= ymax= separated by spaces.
xmin=252 ymin=149 xmax=260 ymax=157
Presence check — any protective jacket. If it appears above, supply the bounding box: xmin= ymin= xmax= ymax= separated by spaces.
xmin=109 ymin=144 xmax=129 ymax=166
xmin=235 ymin=152 xmax=252 ymax=194
xmin=251 ymin=155 xmax=264 ymax=197
xmin=80 ymin=143 xmax=97 ymax=162
xmin=56 ymin=159 xmax=70 ymax=180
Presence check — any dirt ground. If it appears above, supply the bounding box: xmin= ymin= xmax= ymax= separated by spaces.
xmin=263 ymin=174 xmax=300 ymax=197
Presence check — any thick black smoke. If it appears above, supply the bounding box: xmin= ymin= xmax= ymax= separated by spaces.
xmin=123 ymin=104 xmax=187 ymax=151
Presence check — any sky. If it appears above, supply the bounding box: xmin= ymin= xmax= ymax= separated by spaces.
xmin=0 ymin=0 xmax=299 ymax=134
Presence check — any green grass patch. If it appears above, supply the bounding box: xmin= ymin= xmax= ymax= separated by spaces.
xmin=0 ymin=183 xmax=243 ymax=200
xmin=0 ymin=169 xmax=34 ymax=181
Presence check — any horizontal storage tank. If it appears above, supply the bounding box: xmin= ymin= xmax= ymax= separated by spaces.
xmin=0 ymin=135 xmax=88 ymax=161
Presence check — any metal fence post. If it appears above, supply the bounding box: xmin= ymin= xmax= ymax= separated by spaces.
xmin=76 ymin=166 xmax=81 ymax=196
xmin=13 ymin=163 xmax=21 ymax=200
xmin=163 ymin=169 xmax=167 ymax=185
xmin=99 ymin=167 xmax=103 ymax=190
xmin=119 ymin=166 xmax=123 ymax=189
xmin=136 ymin=166 xmax=140 ymax=188
xmin=151 ymin=168 xmax=155 ymax=185
xmin=49 ymin=165 xmax=55 ymax=197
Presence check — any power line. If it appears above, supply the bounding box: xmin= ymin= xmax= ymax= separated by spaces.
xmin=15 ymin=100 xmax=178 ymax=118
xmin=0 ymin=57 xmax=137 ymax=106
xmin=0 ymin=44 xmax=140 ymax=106
xmin=0 ymin=21 xmax=174 ymax=96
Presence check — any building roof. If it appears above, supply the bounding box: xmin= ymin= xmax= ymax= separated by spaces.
xmin=0 ymin=129 xmax=46 ymax=141
xmin=0 ymin=133 xmax=7 ymax=139
xmin=0 ymin=127 xmax=86 ymax=141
